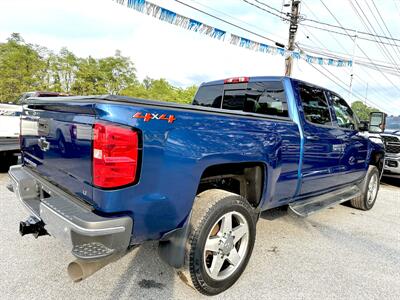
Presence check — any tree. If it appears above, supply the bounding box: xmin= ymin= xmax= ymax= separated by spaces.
xmin=53 ymin=47 xmax=78 ymax=93
xmin=351 ymin=101 xmax=380 ymax=121
xmin=121 ymin=78 xmax=197 ymax=104
xmin=72 ymin=56 xmax=107 ymax=95
xmin=0 ymin=33 xmax=198 ymax=103
xmin=98 ymin=50 xmax=137 ymax=94
xmin=0 ymin=33 xmax=47 ymax=102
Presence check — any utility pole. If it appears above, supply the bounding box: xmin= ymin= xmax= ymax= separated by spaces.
xmin=285 ymin=0 xmax=301 ymax=76
xmin=349 ymin=31 xmax=358 ymax=101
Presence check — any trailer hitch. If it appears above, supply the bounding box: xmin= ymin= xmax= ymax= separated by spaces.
xmin=19 ymin=216 xmax=48 ymax=238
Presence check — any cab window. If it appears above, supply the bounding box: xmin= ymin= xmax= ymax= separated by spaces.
xmin=330 ymin=93 xmax=357 ymax=130
xmin=298 ymin=84 xmax=332 ymax=126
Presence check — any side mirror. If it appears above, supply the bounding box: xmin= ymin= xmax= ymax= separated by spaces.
xmin=369 ymin=112 xmax=387 ymax=133
xmin=358 ymin=121 xmax=369 ymax=132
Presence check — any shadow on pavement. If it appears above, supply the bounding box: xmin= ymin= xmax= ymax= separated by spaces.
xmin=108 ymin=242 xmax=176 ymax=299
xmin=381 ymin=175 xmax=400 ymax=188
xmin=260 ymin=206 xmax=289 ymax=220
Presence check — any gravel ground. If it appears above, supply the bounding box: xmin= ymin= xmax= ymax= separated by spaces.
xmin=0 ymin=172 xmax=399 ymax=300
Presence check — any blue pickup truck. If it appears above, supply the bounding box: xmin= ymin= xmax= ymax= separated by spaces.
xmin=8 ymin=76 xmax=385 ymax=295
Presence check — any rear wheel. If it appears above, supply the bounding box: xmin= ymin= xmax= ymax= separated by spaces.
xmin=350 ymin=165 xmax=380 ymax=210
xmin=178 ymin=189 xmax=256 ymax=295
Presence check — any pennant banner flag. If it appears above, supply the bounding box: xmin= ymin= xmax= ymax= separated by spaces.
xmin=114 ymin=0 xmax=352 ymax=67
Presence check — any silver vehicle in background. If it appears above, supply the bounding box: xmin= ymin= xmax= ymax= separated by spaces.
xmin=380 ymin=116 xmax=400 ymax=177
xmin=367 ymin=113 xmax=400 ymax=178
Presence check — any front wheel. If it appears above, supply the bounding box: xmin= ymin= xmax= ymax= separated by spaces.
xmin=350 ymin=165 xmax=380 ymax=210
xmin=179 ymin=189 xmax=256 ymax=295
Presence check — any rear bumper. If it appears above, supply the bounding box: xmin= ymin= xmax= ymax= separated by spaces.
xmin=8 ymin=165 xmax=133 ymax=260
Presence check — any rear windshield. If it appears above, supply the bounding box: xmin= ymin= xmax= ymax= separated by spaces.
xmin=193 ymin=84 xmax=223 ymax=108
xmin=193 ymin=81 xmax=288 ymax=118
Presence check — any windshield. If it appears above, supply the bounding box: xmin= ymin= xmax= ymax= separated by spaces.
xmin=386 ymin=117 xmax=400 ymax=130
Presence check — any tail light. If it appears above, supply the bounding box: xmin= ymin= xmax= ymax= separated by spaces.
xmin=224 ymin=77 xmax=249 ymax=84
xmin=93 ymin=122 xmax=140 ymax=188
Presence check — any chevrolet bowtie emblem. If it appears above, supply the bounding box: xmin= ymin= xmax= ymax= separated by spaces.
xmin=38 ymin=137 xmax=50 ymax=152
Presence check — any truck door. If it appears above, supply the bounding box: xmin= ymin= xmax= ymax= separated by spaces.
xmin=296 ymin=83 xmax=344 ymax=196
xmin=329 ymin=92 xmax=369 ymax=184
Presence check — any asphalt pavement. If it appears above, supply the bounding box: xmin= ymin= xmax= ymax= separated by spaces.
xmin=0 ymin=172 xmax=399 ymax=300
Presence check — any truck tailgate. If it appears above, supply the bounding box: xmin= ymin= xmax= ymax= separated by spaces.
xmin=21 ymin=102 xmax=95 ymax=205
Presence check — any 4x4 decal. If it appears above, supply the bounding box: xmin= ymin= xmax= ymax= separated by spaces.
xmin=133 ymin=112 xmax=176 ymax=124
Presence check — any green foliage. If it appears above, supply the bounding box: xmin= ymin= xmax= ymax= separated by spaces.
xmin=351 ymin=101 xmax=380 ymax=121
xmin=121 ymin=78 xmax=196 ymax=104
xmin=0 ymin=33 xmax=47 ymax=102
xmin=0 ymin=33 xmax=197 ymax=103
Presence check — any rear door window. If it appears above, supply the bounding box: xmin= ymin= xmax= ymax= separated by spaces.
xmin=221 ymin=81 xmax=288 ymax=117
xmin=298 ymin=84 xmax=332 ymax=126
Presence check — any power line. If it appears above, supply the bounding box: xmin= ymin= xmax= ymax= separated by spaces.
xmin=241 ymin=0 xmax=290 ymax=21
xmin=370 ymin=0 xmax=400 ymax=60
xmin=247 ymin=0 xmax=400 ymax=46
xmin=246 ymin=0 xmax=400 ymax=87
xmin=292 ymin=3 xmax=394 ymax=109
xmin=252 ymin=0 xmax=289 ymax=17
xmin=301 ymin=10 xmax=400 ymax=42
xmin=173 ymin=0 xmax=282 ymax=44
xmin=188 ymin=0 xmax=286 ymax=42
xmin=350 ymin=0 xmax=400 ymax=73
xmin=301 ymin=0 xmax=350 ymax=56
xmin=301 ymin=23 xmax=400 ymax=47
xmin=317 ymin=0 xmax=400 ymax=94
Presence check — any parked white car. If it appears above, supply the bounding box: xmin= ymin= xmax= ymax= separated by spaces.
xmin=0 ymin=103 xmax=22 ymax=170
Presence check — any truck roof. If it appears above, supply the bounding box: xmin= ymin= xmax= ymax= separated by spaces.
xmin=201 ymin=76 xmax=332 ymax=93
xmin=201 ymin=76 xmax=287 ymax=86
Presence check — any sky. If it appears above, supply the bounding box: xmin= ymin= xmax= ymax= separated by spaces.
xmin=0 ymin=0 xmax=399 ymax=114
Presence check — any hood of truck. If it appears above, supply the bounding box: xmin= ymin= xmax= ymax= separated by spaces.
xmin=21 ymin=102 xmax=96 ymax=206
xmin=383 ymin=130 xmax=400 ymax=136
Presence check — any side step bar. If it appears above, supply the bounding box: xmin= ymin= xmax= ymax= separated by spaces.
xmin=289 ymin=185 xmax=361 ymax=217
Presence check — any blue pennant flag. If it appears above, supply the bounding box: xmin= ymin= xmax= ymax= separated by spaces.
xmin=160 ymin=8 xmax=177 ymax=24
xmin=127 ymin=0 xmax=145 ymax=12
xmin=277 ymin=48 xmax=285 ymax=56
xmin=188 ymin=19 xmax=202 ymax=32
xmin=240 ymin=37 xmax=251 ymax=48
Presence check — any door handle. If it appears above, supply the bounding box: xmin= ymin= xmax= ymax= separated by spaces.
xmin=306 ymin=135 xmax=320 ymax=141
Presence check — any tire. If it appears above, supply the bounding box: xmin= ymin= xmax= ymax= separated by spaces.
xmin=350 ymin=165 xmax=380 ymax=211
xmin=178 ymin=189 xmax=256 ymax=296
